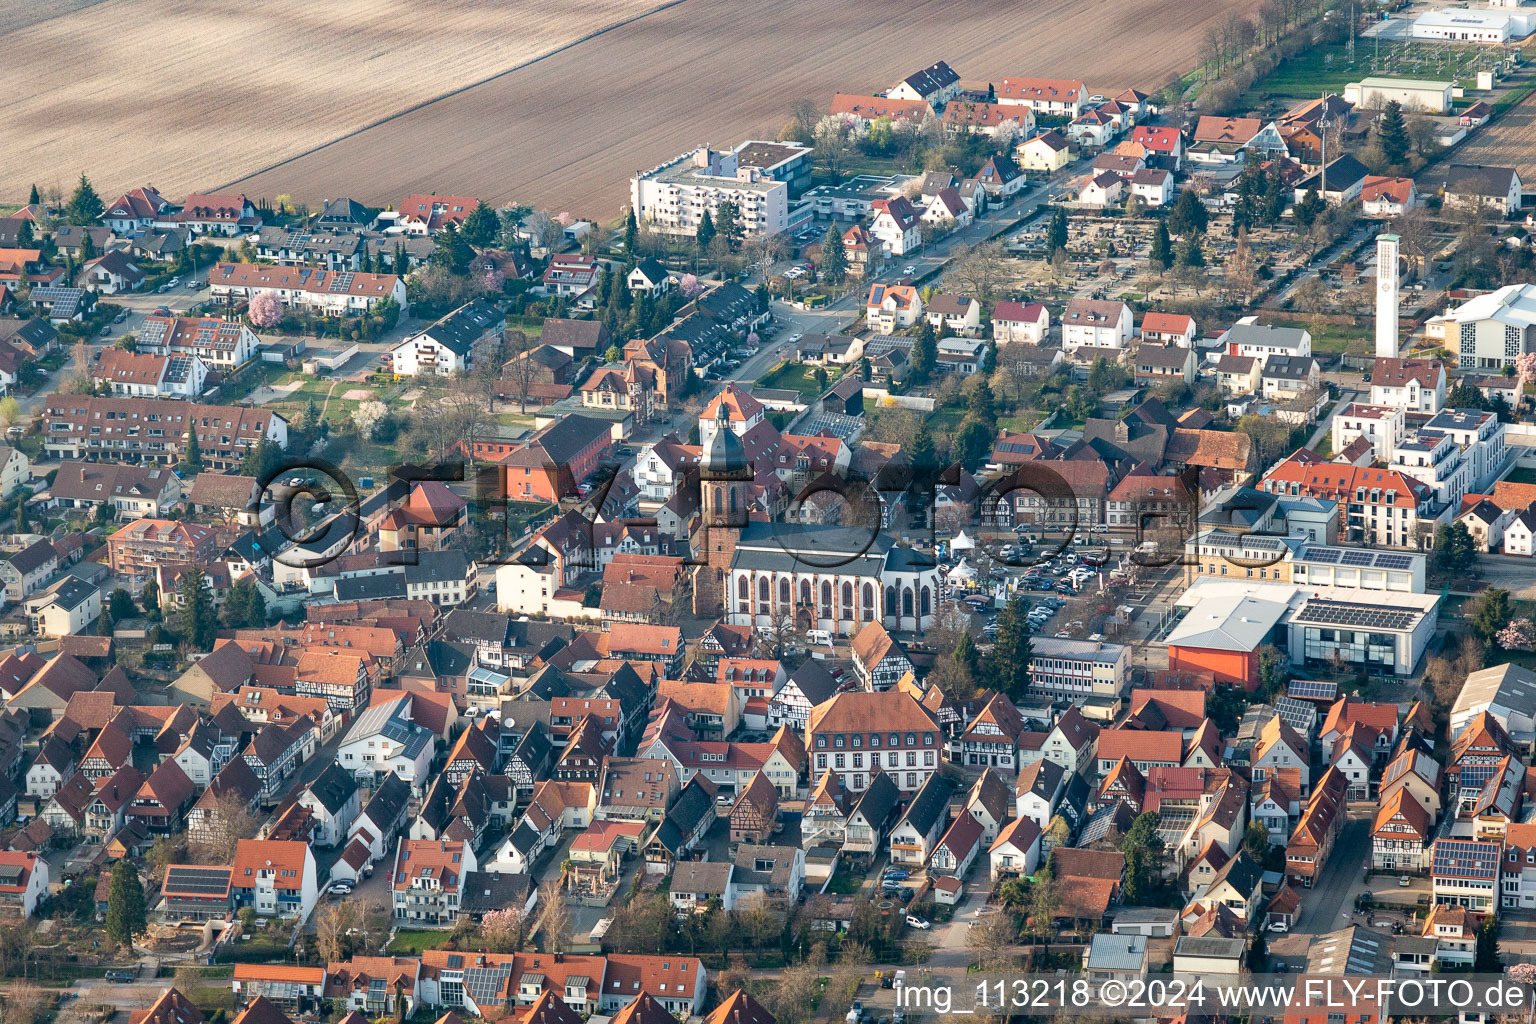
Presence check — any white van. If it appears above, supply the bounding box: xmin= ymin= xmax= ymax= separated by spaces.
xmin=806 ymin=629 xmax=833 ymax=647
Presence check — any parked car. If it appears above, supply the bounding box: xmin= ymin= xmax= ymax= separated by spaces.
xmin=905 ymin=915 xmax=930 ymax=930
xmin=105 ymin=970 xmax=136 ymax=984
xmin=902 ymin=265 xmax=916 ymax=275
xmin=329 ymin=882 xmax=354 ymax=896
xmin=883 ymin=868 xmax=908 ymax=881
xmin=847 ymin=1001 xmax=865 ymax=1024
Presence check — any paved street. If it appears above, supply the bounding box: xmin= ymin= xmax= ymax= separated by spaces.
xmin=1288 ymin=817 xmax=1372 ymax=937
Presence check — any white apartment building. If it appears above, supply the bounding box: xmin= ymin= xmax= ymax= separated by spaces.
xmin=1389 ymin=433 xmax=1471 ymax=509
xmin=1061 ymin=298 xmax=1133 ymax=351
xmin=1424 ymin=407 xmax=1506 ymax=489
xmin=1224 ymin=321 xmax=1311 ymax=365
xmin=1026 ymin=638 xmax=1131 ymax=699
xmin=1332 ymin=403 xmax=1405 ymax=462
xmin=631 ymin=146 xmax=790 ymax=239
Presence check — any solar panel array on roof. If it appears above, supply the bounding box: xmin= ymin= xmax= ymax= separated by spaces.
xmin=1433 ymin=839 xmax=1500 ymax=879
xmin=1458 ymin=764 xmax=1501 ymax=791
xmin=330 ymin=272 xmax=354 ymax=293
xmin=1291 ymin=599 xmax=1418 ymax=631
xmin=165 ymin=865 xmax=232 ymax=894
xmin=1289 ymin=680 xmax=1339 ymax=701
xmin=1297 ymin=545 xmax=1419 ymax=572
xmin=463 ymin=964 xmax=512 ymax=1008
xmin=1276 ymin=697 xmax=1318 ymax=732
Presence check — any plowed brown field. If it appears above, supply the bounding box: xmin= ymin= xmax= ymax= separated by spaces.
xmin=1448 ymin=89 xmax=1536 ymax=185
xmin=0 ymin=0 xmax=665 ymax=203
xmin=226 ymin=0 xmax=1254 ymax=217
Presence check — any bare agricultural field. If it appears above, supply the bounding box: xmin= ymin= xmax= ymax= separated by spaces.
xmin=1449 ymin=89 xmax=1536 ymax=185
xmin=227 ymin=0 xmax=1258 ymax=219
xmin=0 ymin=0 xmax=668 ymax=204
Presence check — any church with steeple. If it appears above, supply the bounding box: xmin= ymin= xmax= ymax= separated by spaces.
xmin=691 ymin=402 xmax=753 ymax=618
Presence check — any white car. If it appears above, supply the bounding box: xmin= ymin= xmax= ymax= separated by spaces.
xmin=903 ymin=265 xmax=917 ymax=275
xmin=905 ymin=915 xmax=930 ymax=930
xmin=328 ymin=882 xmax=353 ymax=896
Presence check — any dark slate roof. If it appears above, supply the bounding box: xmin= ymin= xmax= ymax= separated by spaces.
xmin=787 ymin=660 xmax=840 ymax=706
xmin=896 ymin=772 xmax=954 ymax=835
xmin=459 ymin=871 xmax=533 ymax=915
xmin=402 ymin=549 xmax=472 ymax=587
xmin=849 ymin=771 xmax=901 ymax=830
xmin=335 ymin=573 xmax=408 ymax=602
xmin=362 ymin=771 xmax=411 ymax=828
xmin=508 ymin=821 xmax=541 ymax=856
xmin=305 ymin=761 xmax=359 ymax=816
xmin=416 ymin=300 xmax=502 ymax=357
xmin=529 ymin=414 xmax=612 ymax=464
xmin=1297 ymin=154 xmax=1369 ymax=193
xmin=442 ymin=609 xmax=512 ymax=646
xmin=652 ymin=777 xmax=717 ymax=855
xmin=1441 ymin=163 xmax=1520 ymax=198
xmin=510 ymin=720 xmax=552 ymax=771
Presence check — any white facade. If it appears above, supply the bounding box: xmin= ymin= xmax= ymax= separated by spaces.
xmin=1332 ymin=403 xmax=1405 ymax=462
xmin=1411 ymin=8 xmax=1533 ymax=43
xmin=1377 ymin=234 xmax=1400 ymax=359
xmin=1345 ymin=77 xmax=1454 ymax=114
xmin=1026 ymin=638 xmax=1131 ymax=699
xmin=1438 ymin=283 xmax=1536 ymax=371
xmin=632 ymin=147 xmax=791 ymax=238
xmin=1061 ymin=301 xmax=1133 ymax=351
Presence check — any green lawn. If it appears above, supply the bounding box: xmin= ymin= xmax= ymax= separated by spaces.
xmin=756 ymin=360 xmax=835 ymax=401
xmin=1260 ymin=314 xmax=1367 ymax=359
xmin=1242 ymin=40 xmax=1493 ymax=107
xmin=386 ymin=928 xmax=455 ymax=955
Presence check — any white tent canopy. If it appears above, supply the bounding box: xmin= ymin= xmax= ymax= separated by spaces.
xmin=952 ymin=531 xmax=976 ymax=551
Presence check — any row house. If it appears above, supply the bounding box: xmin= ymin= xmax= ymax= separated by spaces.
xmin=210 ymin=262 xmax=406 ymax=316
xmin=1372 ymin=788 xmax=1433 ymax=872
xmin=43 ymin=396 xmax=288 ymax=469
xmin=91 ymin=348 xmax=209 ymax=399
xmin=888 ymin=772 xmax=955 ymax=866
xmin=1285 ymin=766 xmax=1348 ymax=886
xmin=1431 ymin=837 xmax=1501 ymax=912
xmin=138 ymin=316 xmax=260 ymax=371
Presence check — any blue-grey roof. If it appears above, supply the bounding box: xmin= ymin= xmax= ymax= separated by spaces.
xmin=415 ymin=300 xmax=502 ymax=357
xmin=1087 ymin=933 xmax=1147 ymax=971
xmin=342 ymin=696 xmax=432 ymax=760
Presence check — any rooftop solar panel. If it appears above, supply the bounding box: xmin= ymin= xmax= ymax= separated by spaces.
xmin=1289 ymin=680 xmax=1339 ymax=701
xmin=1301 ymin=546 xmax=1342 ymax=564
xmin=165 ymin=866 xmax=232 ymax=895
xmin=1340 ymin=550 xmax=1374 ymax=566
xmin=1376 ymin=554 xmax=1414 ymax=570
xmin=1290 ymin=599 xmax=1418 ymax=631
xmin=1276 ymin=697 xmax=1318 ymax=731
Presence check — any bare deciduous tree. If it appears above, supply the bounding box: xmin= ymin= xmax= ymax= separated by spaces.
xmin=189 ymin=790 xmax=261 ymax=864
xmin=315 ymin=899 xmax=357 ymax=963
xmin=537 ymin=879 xmax=572 ymax=952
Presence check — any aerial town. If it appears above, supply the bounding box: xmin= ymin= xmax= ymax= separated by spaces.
xmin=4 ymin=2 xmax=1536 ymax=1024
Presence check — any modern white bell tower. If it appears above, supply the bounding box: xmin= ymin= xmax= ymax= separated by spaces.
xmin=1375 ymin=233 xmax=1399 ymax=359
